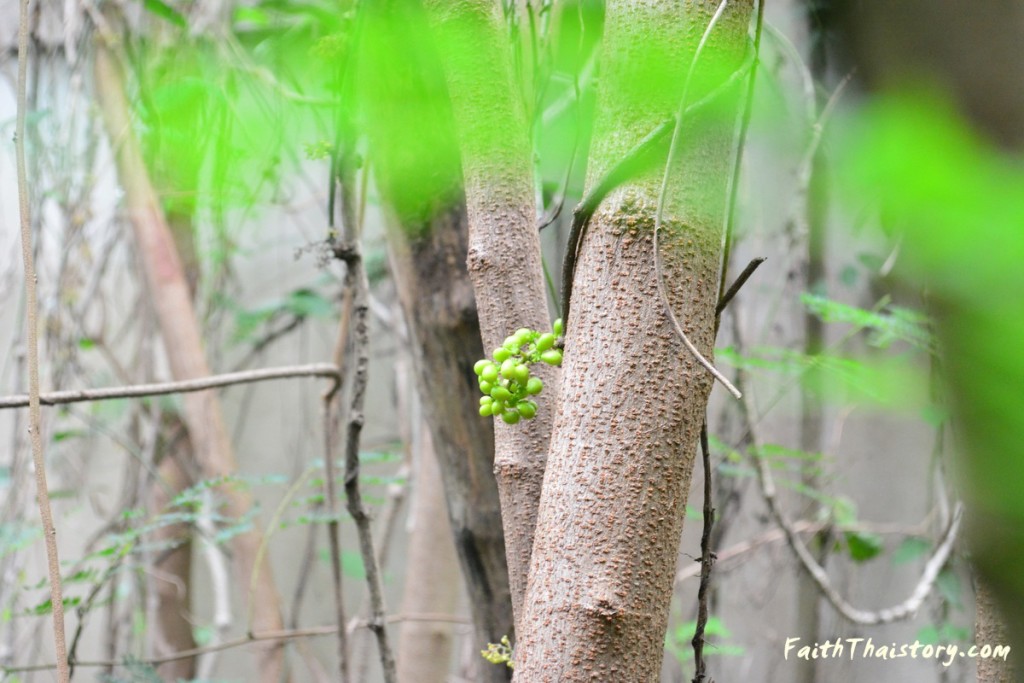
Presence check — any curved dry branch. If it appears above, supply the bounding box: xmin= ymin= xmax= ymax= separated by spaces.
xmin=733 ymin=316 xmax=963 ymax=626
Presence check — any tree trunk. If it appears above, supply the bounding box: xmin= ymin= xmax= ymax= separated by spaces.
xmin=975 ymin=580 xmax=1016 ymax=683
xmin=514 ymin=1 xmax=753 ymax=679
xmin=361 ymin=3 xmax=516 ymax=676
xmin=93 ymin=43 xmax=289 ymax=683
xmin=420 ymin=0 xmax=558 ymax=632
xmin=386 ymin=202 xmax=515 ymax=683
xmin=397 ymin=426 xmax=460 ymax=683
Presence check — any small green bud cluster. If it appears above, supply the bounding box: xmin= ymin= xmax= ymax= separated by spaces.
xmin=474 ymin=319 xmax=563 ymax=424
xmin=481 ymin=635 xmax=514 ymax=669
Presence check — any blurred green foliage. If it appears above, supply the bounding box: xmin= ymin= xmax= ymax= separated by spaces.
xmin=838 ymin=91 xmax=1024 ymax=618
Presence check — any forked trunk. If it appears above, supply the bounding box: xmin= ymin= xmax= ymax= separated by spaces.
xmin=514 ymin=1 xmax=753 ymax=679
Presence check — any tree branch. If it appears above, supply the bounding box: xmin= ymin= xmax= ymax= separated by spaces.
xmin=732 ymin=315 xmax=963 ymax=626
xmin=0 ymin=364 xmax=342 ymax=410
xmin=718 ymin=0 xmax=765 ymax=304
xmin=2 ymin=615 xmax=471 ymax=675
xmin=15 ymin=0 xmax=69 ymax=675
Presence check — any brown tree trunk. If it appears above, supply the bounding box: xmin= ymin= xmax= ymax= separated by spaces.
xmin=396 ymin=426 xmax=460 ymax=683
xmin=385 ymin=202 xmax=515 ymax=683
xmin=420 ymin=0 xmax=558 ymax=633
xmin=93 ymin=43 xmax=289 ymax=683
xmin=514 ymin=2 xmax=753 ymax=679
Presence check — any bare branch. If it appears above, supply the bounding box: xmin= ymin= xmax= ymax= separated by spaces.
xmin=15 ymin=0 xmax=69 ymax=676
xmin=3 ymin=614 xmax=471 ymax=675
xmin=0 ymin=364 xmax=342 ymax=410
xmin=732 ymin=315 xmax=963 ymax=626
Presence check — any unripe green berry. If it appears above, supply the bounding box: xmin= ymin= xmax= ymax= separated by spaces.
xmin=536 ymin=333 xmax=555 ymax=352
xmin=540 ymin=349 xmax=562 ymax=366
xmin=479 ymin=404 xmax=493 ymax=417
xmin=516 ymin=400 xmax=537 ymax=419
xmin=479 ymin=380 xmax=493 ymax=395
xmin=474 ymin=359 xmax=489 ymax=376
xmin=500 ymin=359 xmax=517 ymax=379
xmin=513 ymin=364 xmax=530 ymax=384
xmin=481 ymin=365 xmax=499 ymax=383
xmin=525 ymin=377 xmax=543 ymax=395
xmin=491 ymin=386 xmax=512 ymax=403
xmin=553 ymin=318 xmax=563 ymax=336
xmin=501 ymin=410 xmax=521 ymax=425
xmin=493 ymin=347 xmax=511 ymax=363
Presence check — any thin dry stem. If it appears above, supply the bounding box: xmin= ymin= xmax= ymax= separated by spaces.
xmin=15 ymin=0 xmax=70 ymax=677
xmin=653 ymin=0 xmax=742 ymax=400
xmin=0 ymin=364 xmax=342 ymax=410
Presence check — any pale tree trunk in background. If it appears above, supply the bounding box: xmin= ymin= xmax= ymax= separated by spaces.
xmin=397 ymin=426 xmax=460 ymax=683
xmin=421 ymin=0 xmax=558 ymax=634
xmin=514 ymin=1 xmax=753 ymax=679
xmin=363 ymin=3 xmax=516 ymax=677
xmin=149 ymin=417 xmax=197 ymax=680
xmin=145 ymin=101 xmax=204 ymax=676
xmin=795 ymin=12 xmax=830 ymax=681
xmin=93 ymin=44 xmax=289 ymax=683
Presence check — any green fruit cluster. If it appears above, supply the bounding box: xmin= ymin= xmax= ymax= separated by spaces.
xmin=475 ymin=319 xmax=563 ymax=424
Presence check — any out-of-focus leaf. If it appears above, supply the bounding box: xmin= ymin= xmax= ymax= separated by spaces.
xmin=801 ymin=294 xmax=934 ymax=352
xmin=141 ymin=0 xmax=186 ymax=27
xmin=844 ymin=530 xmax=884 ymax=562
xmin=892 ymin=537 xmax=931 ymax=565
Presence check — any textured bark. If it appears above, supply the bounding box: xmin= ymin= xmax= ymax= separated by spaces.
xmin=514 ymin=1 xmax=752 ymax=680
xmin=396 ymin=427 xmax=460 ymax=683
xmin=420 ymin=0 xmax=557 ymax=633
xmin=975 ymin=580 xmax=1016 ymax=683
xmin=93 ymin=44 xmax=289 ymax=683
xmin=149 ymin=420 xmax=197 ymax=681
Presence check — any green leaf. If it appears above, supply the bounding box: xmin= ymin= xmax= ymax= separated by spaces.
xmin=29 ymin=596 xmax=82 ymax=616
xmin=892 ymin=537 xmax=931 ymax=565
xmin=342 ymin=550 xmax=365 ymax=579
xmin=716 ymin=345 xmax=929 ymax=410
xmin=140 ymin=0 xmax=187 ymax=27
xmin=917 ymin=622 xmax=971 ymax=645
xmin=801 ymin=293 xmax=934 ymax=352
xmin=667 ymin=616 xmax=745 ymax=662
xmin=233 ymin=5 xmax=270 ymax=26
xmin=284 ymin=287 xmax=334 ymax=318
xmin=844 ymin=530 xmax=884 ymax=562
xmin=52 ymin=429 xmax=86 ymax=443
xmin=936 ymin=567 xmax=963 ymax=610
